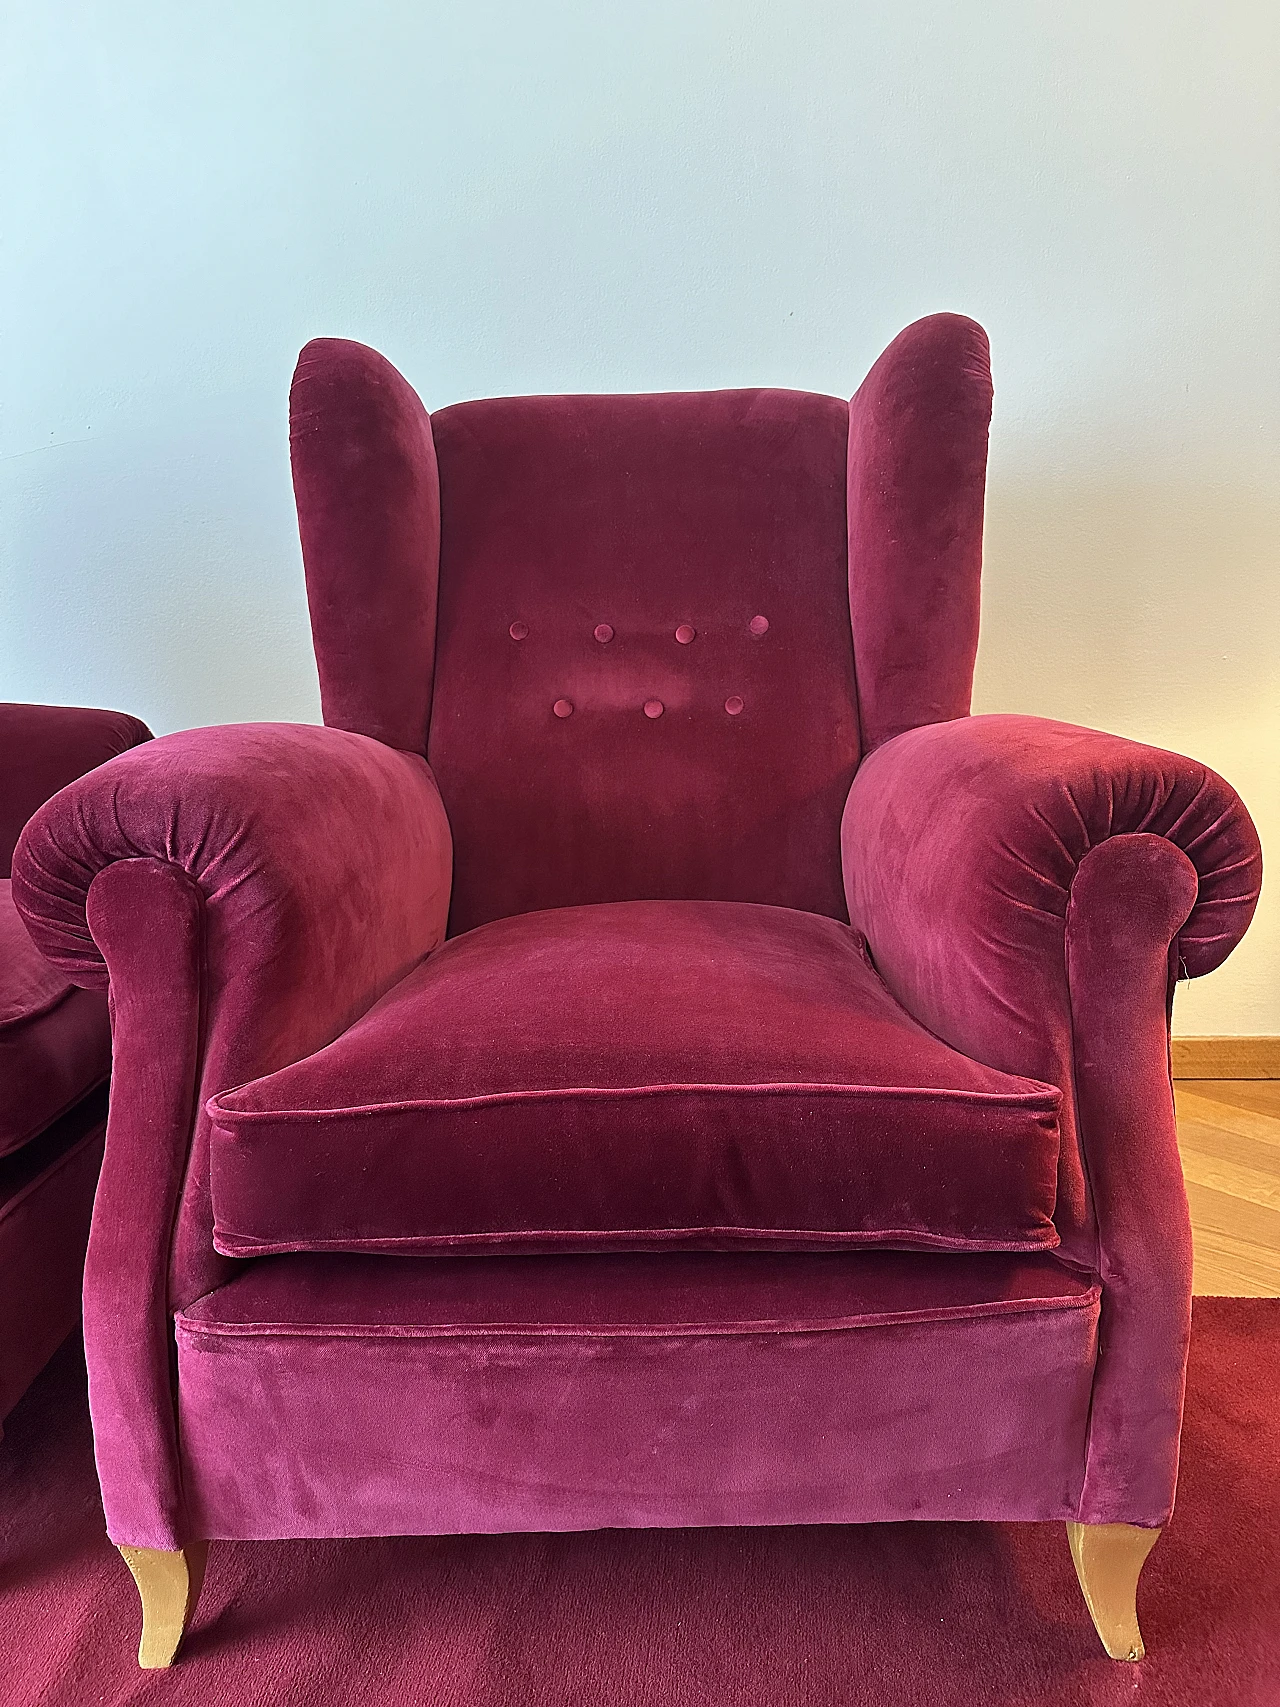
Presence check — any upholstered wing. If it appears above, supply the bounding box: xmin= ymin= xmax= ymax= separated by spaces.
xmin=290 ymin=314 xmax=994 ymax=934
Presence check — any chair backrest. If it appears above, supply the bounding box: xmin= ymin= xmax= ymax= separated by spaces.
xmin=290 ymin=315 xmax=992 ymax=937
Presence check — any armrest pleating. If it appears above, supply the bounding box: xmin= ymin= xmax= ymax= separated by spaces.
xmin=842 ymin=711 xmax=1260 ymax=1279
xmin=12 ymin=721 xmax=452 ymax=1002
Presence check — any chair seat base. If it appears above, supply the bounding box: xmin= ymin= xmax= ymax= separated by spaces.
xmin=173 ymin=1248 xmax=1104 ymax=1541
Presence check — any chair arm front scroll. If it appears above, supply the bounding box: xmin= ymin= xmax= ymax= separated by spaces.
xmin=841 ymin=711 xmax=1261 ymax=1523
xmin=11 ymin=722 xmax=453 ymax=1548
xmin=0 ymin=702 xmax=152 ymax=875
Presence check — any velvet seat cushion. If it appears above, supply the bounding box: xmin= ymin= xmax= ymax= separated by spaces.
xmin=0 ymin=881 xmax=112 ymax=1157
xmin=209 ymin=901 xmax=1062 ymax=1257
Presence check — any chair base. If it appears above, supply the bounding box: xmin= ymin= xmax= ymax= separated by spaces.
xmin=118 ymin=1540 xmax=208 ymax=1668
xmin=175 ymin=1249 xmax=1101 ymax=1540
xmin=1066 ymin=1520 xmax=1160 ymax=1660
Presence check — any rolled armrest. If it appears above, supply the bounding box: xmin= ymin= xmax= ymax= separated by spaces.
xmin=842 ymin=712 xmax=1261 ymax=1523
xmin=13 ymin=720 xmax=451 ymax=998
xmin=843 ymin=712 xmax=1259 ymax=1023
xmin=11 ymin=721 xmax=452 ymax=1548
xmin=842 ymin=712 xmax=1258 ymax=1178
xmin=0 ymin=702 xmax=151 ymax=876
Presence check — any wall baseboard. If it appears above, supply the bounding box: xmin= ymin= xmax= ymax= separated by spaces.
xmin=1171 ymin=1037 xmax=1280 ymax=1079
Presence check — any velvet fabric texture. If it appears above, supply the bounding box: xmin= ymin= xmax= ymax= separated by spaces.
xmin=7 ymin=317 xmax=1263 ymax=1574
xmin=428 ymin=387 xmax=858 ymax=934
xmin=847 ymin=314 xmax=992 ymax=751
xmin=0 ymin=703 xmax=149 ymax=1425
xmin=841 ymin=715 xmax=1259 ymax=1255
xmin=291 ymin=340 xmax=441 ymax=754
xmin=1066 ymin=837 xmax=1198 ymax=1525
xmin=0 ymin=881 xmax=111 ymax=1156
xmin=0 ymin=1095 xmax=104 ymax=1426
xmin=841 ymin=715 xmax=1260 ymax=1524
xmin=174 ymin=1250 xmax=1098 ymax=1539
xmin=6 ymin=1301 xmax=1279 ymax=1707
xmin=209 ymin=901 xmax=1062 ymax=1256
xmin=13 ymin=724 xmax=452 ymax=1548
xmin=0 ymin=702 xmax=151 ymax=877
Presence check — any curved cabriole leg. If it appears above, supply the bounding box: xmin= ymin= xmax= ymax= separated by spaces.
xmin=1066 ymin=1521 xmax=1160 ymax=1661
xmin=118 ymin=1540 xmax=209 ymax=1668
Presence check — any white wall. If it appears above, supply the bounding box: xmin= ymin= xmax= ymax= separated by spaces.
xmin=2 ymin=2 xmax=1276 ymax=1031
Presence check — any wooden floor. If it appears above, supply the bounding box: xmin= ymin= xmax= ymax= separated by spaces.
xmin=1175 ymin=1080 xmax=1280 ymax=1296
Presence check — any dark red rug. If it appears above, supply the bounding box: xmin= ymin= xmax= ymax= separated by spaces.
xmin=1 ymin=1298 xmax=1276 ymax=1706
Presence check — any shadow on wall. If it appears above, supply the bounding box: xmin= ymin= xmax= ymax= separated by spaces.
xmin=978 ymin=468 xmax=1280 ymax=1035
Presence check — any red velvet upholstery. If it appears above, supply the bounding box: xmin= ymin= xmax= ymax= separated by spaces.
xmin=0 ymin=1094 xmax=105 ymax=1428
xmin=13 ymin=723 xmax=453 ymax=1548
xmin=176 ymin=1250 xmax=1099 ymax=1540
xmin=841 ymin=717 xmax=1260 ymax=1525
xmin=0 ymin=702 xmax=151 ymax=1424
xmin=0 ymin=702 xmax=151 ymax=877
xmin=0 ymin=880 xmax=111 ymax=1156
xmin=841 ymin=714 xmax=1260 ymax=1264
xmin=427 ymin=387 xmax=858 ymax=934
xmin=7 ymin=318 xmax=1263 ymax=1643
xmin=209 ymin=900 xmax=1062 ymax=1257
xmin=847 ymin=315 xmax=992 ymax=751
xmin=290 ymin=341 xmax=440 ymax=754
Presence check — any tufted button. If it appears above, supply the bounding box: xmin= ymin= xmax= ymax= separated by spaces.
xmin=509 ymin=621 xmax=529 ymax=641
xmin=643 ymin=699 xmax=664 ymax=719
xmin=674 ymin=623 xmax=695 ymax=645
xmin=725 ymin=695 xmax=744 ymax=716
xmin=594 ymin=623 xmax=614 ymax=644
xmin=553 ymin=699 xmax=574 ymax=719
xmin=749 ymin=615 xmax=769 ymax=637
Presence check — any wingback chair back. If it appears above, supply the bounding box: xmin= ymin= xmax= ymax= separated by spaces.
xmin=290 ymin=315 xmax=993 ymax=934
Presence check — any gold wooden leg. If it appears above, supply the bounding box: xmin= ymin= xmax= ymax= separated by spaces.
xmin=118 ymin=1540 xmax=209 ymax=1668
xmin=1066 ymin=1521 xmax=1160 ymax=1660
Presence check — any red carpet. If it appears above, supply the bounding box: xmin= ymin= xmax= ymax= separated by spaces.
xmin=1 ymin=1297 xmax=1276 ymax=1706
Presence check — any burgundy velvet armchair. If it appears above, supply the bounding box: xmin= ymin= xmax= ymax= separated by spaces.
xmin=12 ymin=315 xmax=1261 ymax=1668
xmin=0 ymin=703 xmax=150 ymax=1425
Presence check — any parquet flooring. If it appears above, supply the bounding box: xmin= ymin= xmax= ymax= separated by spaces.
xmin=1175 ymin=1079 xmax=1280 ymax=1296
